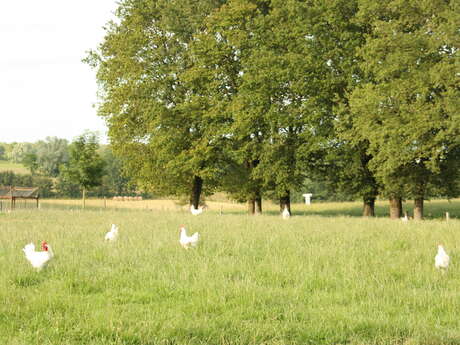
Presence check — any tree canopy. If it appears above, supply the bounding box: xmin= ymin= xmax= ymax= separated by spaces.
xmin=87 ymin=0 xmax=460 ymax=217
xmin=348 ymin=0 xmax=460 ymax=218
xmin=60 ymin=132 xmax=105 ymax=207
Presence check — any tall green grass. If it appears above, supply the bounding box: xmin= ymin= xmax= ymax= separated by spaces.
xmin=0 ymin=206 xmax=459 ymax=344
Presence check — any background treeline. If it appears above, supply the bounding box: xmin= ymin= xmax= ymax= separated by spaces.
xmin=0 ymin=136 xmax=138 ymax=198
xmin=0 ymin=140 xmax=340 ymax=201
xmin=85 ymin=0 xmax=459 ymax=219
xmin=0 ymin=138 xmax=362 ymax=202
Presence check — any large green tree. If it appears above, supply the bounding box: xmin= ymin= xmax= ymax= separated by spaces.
xmin=189 ymin=0 xmax=351 ymax=214
xmin=314 ymin=0 xmax=383 ymax=217
xmin=60 ymin=133 xmax=105 ymax=208
xmin=87 ymin=0 xmax=227 ymax=209
xmin=234 ymin=0 xmax=313 ymax=214
xmin=349 ymin=0 xmax=460 ymax=219
xmin=18 ymin=137 xmax=69 ymax=177
xmin=189 ymin=0 xmax=267 ymax=214
xmin=34 ymin=137 xmax=69 ymax=177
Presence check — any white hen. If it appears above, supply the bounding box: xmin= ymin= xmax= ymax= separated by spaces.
xmin=105 ymin=224 xmax=119 ymax=241
xmin=23 ymin=241 xmax=54 ymax=270
xmin=401 ymin=212 xmax=409 ymax=222
xmin=179 ymin=226 xmax=199 ymax=249
xmin=190 ymin=205 xmax=204 ymax=215
xmin=282 ymin=205 xmax=291 ymax=219
xmin=435 ymin=245 xmax=450 ymax=272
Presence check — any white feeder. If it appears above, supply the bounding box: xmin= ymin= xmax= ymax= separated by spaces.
xmin=302 ymin=193 xmax=313 ymax=205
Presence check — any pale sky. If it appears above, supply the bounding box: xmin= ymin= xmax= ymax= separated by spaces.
xmin=0 ymin=1 xmax=119 ymax=143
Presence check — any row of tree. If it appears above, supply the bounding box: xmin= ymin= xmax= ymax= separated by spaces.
xmin=0 ymin=136 xmax=351 ymax=202
xmin=0 ymin=133 xmax=136 ymax=199
xmin=87 ymin=0 xmax=459 ymax=219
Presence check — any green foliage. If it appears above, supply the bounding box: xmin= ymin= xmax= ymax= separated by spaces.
xmin=60 ymin=133 xmax=105 ymax=193
xmin=349 ymin=0 xmax=460 ymax=199
xmin=0 ymin=171 xmax=54 ymax=197
xmin=54 ymin=177 xmax=81 ymax=198
xmin=86 ymin=0 xmax=228 ymax=202
xmin=186 ymin=0 xmax=355 ymax=204
xmin=32 ymin=177 xmax=54 ymax=198
xmin=311 ymin=142 xmax=381 ymax=205
xmin=34 ymin=137 xmax=69 ymax=177
xmin=21 ymin=153 xmax=39 ymax=175
xmin=0 ymin=138 xmax=69 ymax=177
xmin=92 ymin=147 xmax=137 ymax=197
xmin=84 ymin=0 xmax=460 ymax=212
xmin=6 ymin=142 xmax=35 ymax=163
xmin=0 ymin=171 xmax=29 ymax=186
xmin=290 ymin=178 xmax=355 ymax=203
xmin=0 ymin=141 xmax=139 ymax=198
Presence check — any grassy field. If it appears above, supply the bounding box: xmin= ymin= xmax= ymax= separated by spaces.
xmin=0 ymin=160 xmax=30 ymax=174
xmin=1 ymin=200 xmax=459 ymax=344
xmin=36 ymin=197 xmax=460 ymax=219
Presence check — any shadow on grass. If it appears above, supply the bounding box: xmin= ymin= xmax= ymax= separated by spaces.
xmin=266 ymin=200 xmax=460 ymax=220
xmin=262 ymin=207 xmax=373 ymax=218
xmin=296 ymin=204 xmax=388 ymax=218
xmin=35 ymin=198 xmax=460 ymax=220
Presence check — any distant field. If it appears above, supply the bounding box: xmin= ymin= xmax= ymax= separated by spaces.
xmin=36 ymin=197 xmax=460 ymax=220
xmin=1 ymin=201 xmax=459 ymax=344
xmin=2 ymin=197 xmax=458 ymax=222
xmin=0 ymin=160 xmax=29 ymax=174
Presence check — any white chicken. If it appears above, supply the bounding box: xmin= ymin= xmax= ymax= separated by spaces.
xmin=282 ymin=205 xmax=291 ymax=219
xmin=105 ymin=224 xmax=119 ymax=241
xmin=401 ymin=212 xmax=409 ymax=222
xmin=435 ymin=245 xmax=450 ymax=273
xmin=179 ymin=226 xmax=199 ymax=249
xmin=23 ymin=241 xmax=54 ymax=271
xmin=190 ymin=205 xmax=204 ymax=215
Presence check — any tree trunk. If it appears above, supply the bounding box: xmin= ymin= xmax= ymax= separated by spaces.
xmin=389 ymin=197 xmax=402 ymax=219
xmin=255 ymin=196 xmax=262 ymax=215
xmin=363 ymin=197 xmax=375 ymax=217
xmin=82 ymin=188 xmax=86 ymax=209
xmin=189 ymin=175 xmax=203 ymax=209
xmin=413 ymin=198 xmax=424 ymax=220
xmin=280 ymin=190 xmax=291 ymax=213
xmin=247 ymin=199 xmax=255 ymax=215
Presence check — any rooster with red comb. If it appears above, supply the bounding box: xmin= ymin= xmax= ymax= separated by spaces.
xmin=23 ymin=241 xmax=54 ymax=270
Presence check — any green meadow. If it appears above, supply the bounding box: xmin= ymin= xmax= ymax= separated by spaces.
xmin=0 ymin=160 xmax=29 ymax=174
xmin=1 ymin=200 xmax=459 ymax=345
